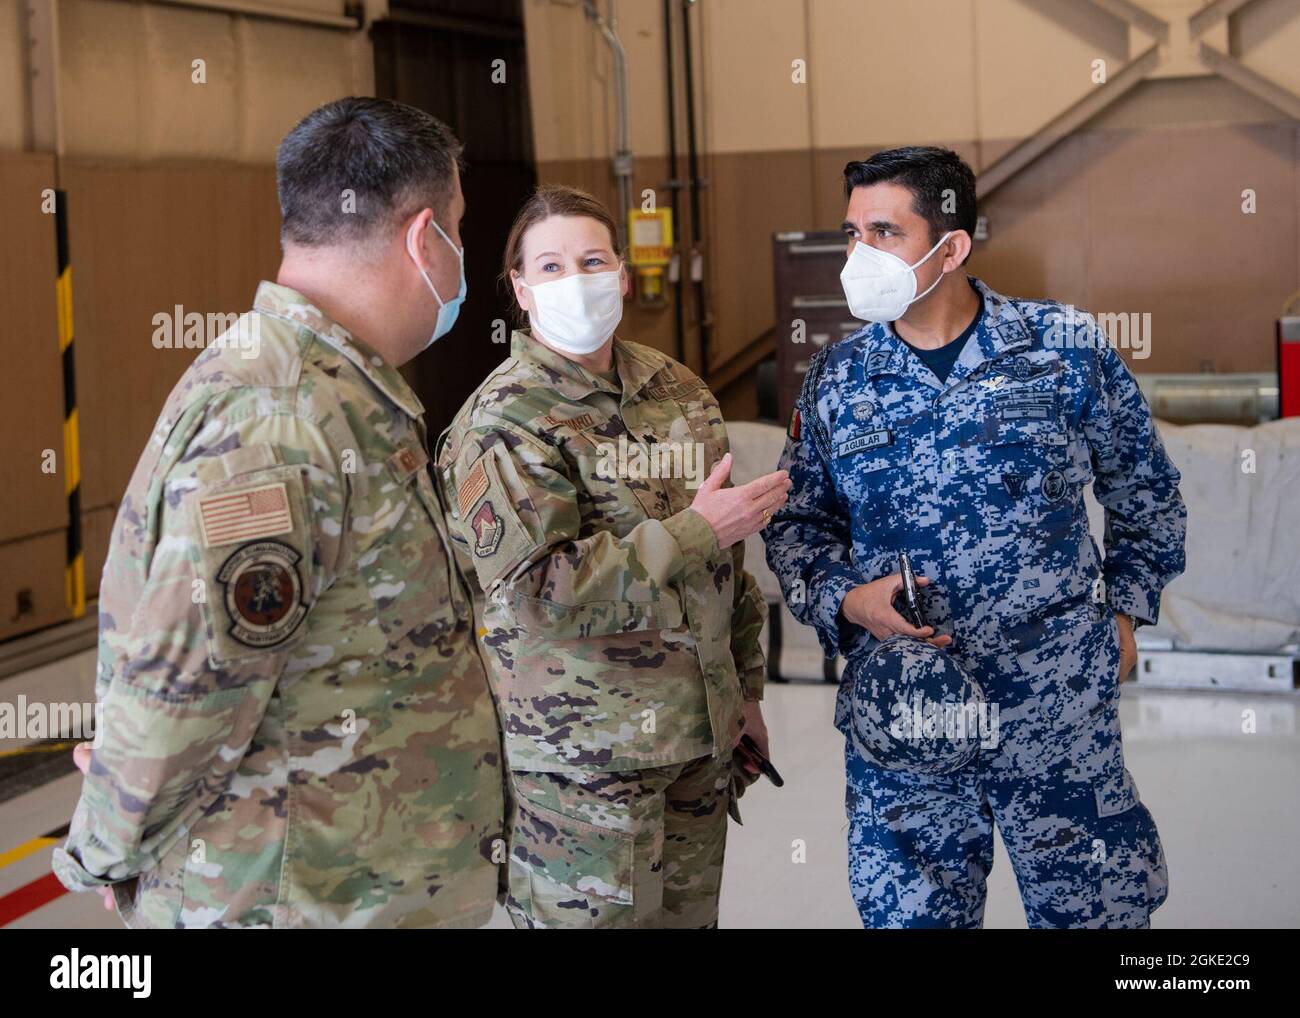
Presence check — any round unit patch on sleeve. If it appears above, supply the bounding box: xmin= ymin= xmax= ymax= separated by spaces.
xmin=216 ymin=539 xmax=308 ymax=649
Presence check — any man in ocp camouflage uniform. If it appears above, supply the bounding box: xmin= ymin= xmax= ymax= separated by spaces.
xmin=766 ymin=147 xmax=1186 ymax=928
xmin=52 ymin=98 xmax=503 ymax=928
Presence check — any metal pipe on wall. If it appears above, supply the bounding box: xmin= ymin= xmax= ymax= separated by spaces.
xmin=663 ymin=0 xmax=685 ymax=363
xmin=583 ymin=0 xmax=633 ymax=251
xmin=680 ymin=0 xmax=709 ymax=374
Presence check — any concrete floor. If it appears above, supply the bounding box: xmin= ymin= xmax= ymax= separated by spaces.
xmin=3 ymin=653 xmax=1298 ymax=929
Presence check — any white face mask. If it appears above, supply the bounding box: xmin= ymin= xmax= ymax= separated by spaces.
xmin=525 ymin=269 xmax=624 ymax=356
xmin=840 ymin=231 xmax=953 ymax=323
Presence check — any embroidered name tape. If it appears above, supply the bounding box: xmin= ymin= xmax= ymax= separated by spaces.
xmin=541 ymin=413 xmax=598 ymax=432
xmin=648 ymin=377 xmax=704 ymax=401
xmin=198 ymin=482 xmax=293 ymax=548
xmin=836 ymin=429 xmax=892 ymax=458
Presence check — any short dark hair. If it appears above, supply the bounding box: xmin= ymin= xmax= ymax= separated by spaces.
xmin=277 ymin=97 xmax=464 ymax=249
xmin=843 ymin=146 xmax=977 ymax=256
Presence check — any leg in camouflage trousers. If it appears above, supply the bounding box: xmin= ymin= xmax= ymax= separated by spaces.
xmin=505 ymin=752 xmax=732 ymax=928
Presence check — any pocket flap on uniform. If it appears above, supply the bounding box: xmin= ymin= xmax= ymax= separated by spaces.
xmin=510 ymin=585 xmax=685 ymax=640
xmin=1005 ymin=598 xmax=1101 ymax=654
xmin=1095 ymin=765 xmax=1139 ymax=818
xmin=987 ymin=414 xmax=1067 ymax=448
xmin=511 ymin=796 xmax=635 ymax=905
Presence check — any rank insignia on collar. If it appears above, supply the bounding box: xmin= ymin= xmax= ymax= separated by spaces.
xmin=788 ymin=408 xmax=801 ymax=440
xmin=866 ymin=351 xmax=893 ymax=374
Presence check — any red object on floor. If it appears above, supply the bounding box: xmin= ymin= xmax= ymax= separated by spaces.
xmin=1280 ymin=317 xmax=1300 ymax=418
xmin=0 ymin=872 xmax=68 ymax=927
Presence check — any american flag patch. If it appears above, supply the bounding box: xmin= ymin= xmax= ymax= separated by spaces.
xmin=458 ymin=458 xmax=489 ymax=518
xmin=198 ymin=481 xmax=293 ymax=548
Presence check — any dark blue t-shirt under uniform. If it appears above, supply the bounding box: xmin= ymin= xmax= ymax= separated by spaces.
xmin=894 ymin=304 xmax=982 ymax=384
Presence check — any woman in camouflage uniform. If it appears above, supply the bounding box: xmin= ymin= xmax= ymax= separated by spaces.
xmin=437 ymin=185 xmax=790 ymax=928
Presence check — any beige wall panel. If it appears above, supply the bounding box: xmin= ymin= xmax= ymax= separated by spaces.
xmin=706 ymin=149 xmax=815 ymax=369
xmin=813 ymin=140 xmax=983 ymax=229
xmin=0 ymin=0 xmax=26 ymax=151
xmin=0 ymin=151 xmax=68 ymax=544
xmin=0 ymin=532 xmax=70 ymax=641
xmin=524 ymin=0 xmax=610 ymax=164
xmin=618 ymin=0 xmax=669 ymax=159
xmin=1083 ymin=122 xmax=1295 ymax=375
xmin=1087 ymin=76 xmax=1288 ymax=131
xmin=236 ymin=18 xmax=360 ymax=162
xmin=521 ymin=1 xmax=673 ymax=163
xmin=60 ymin=0 xmax=146 ymax=158
xmin=1235 ymin=0 xmax=1300 ymax=97
xmin=974 ymin=0 xmax=1127 ymax=145
xmin=60 ymin=0 xmax=363 ymax=162
xmin=700 ymin=0 xmax=810 ymax=154
xmin=968 ymin=132 xmax=1094 ymax=313
xmin=63 ymin=159 xmax=281 ymax=510
xmin=82 ymin=504 xmax=116 ymax=600
xmin=141 ymin=5 xmax=240 ymax=160
xmin=807 ymin=0 xmax=978 ymax=150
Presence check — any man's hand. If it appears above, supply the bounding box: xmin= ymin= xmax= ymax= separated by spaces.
xmin=1115 ymin=611 xmax=1138 ymax=683
xmin=71 ymin=743 xmax=115 ymax=912
xmin=690 ymin=453 xmax=792 ymax=550
xmin=840 ymin=572 xmax=952 ymax=648
xmin=734 ymin=700 xmax=769 ymax=778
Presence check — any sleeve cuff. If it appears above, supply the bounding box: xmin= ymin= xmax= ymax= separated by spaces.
xmin=814 ymin=569 xmax=862 ymax=659
xmin=1105 ymin=575 xmax=1159 ymax=628
xmin=51 ymin=845 xmax=115 ymax=892
xmin=662 ymin=508 xmax=721 ymax=575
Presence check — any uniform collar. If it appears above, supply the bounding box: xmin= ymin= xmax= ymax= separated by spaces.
xmin=253 ymin=281 xmax=425 ymax=419
xmin=858 ymin=275 xmax=1034 ymax=390
xmin=510 ymin=329 xmax=662 ymax=406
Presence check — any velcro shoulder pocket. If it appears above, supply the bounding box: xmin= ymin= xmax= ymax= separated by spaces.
xmin=455 ymin=450 xmax=533 ymax=592
xmin=189 ymin=462 xmax=314 ymax=666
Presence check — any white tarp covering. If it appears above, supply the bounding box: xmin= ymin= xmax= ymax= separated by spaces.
xmin=1103 ymin=419 xmax=1300 ymax=653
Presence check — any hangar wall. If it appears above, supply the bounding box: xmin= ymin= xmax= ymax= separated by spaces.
xmin=0 ymin=0 xmax=378 ymax=638
xmin=524 ymin=0 xmax=1300 ymax=387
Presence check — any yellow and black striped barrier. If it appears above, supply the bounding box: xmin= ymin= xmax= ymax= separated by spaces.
xmin=55 ymin=190 xmax=84 ymax=619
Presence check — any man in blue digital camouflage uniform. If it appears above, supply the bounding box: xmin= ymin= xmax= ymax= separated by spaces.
xmin=765 ymin=147 xmax=1186 ymax=928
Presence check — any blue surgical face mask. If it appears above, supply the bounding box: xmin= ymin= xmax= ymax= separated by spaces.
xmin=408 ymin=217 xmax=466 ymax=347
